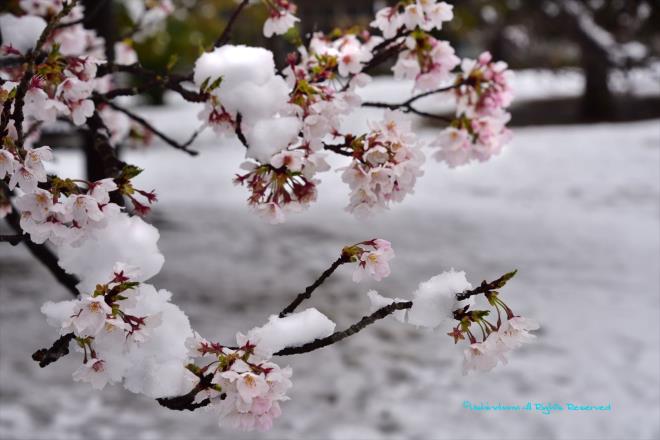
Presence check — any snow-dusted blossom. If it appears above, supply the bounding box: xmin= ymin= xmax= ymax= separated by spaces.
xmin=63 ymin=295 xmax=113 ymax=337
xmin=72 ymin=359 xmax=112 ymax=390
xmin=42 ymin=264 xmax=194 ymax=397
xmin=13 ymin=173 xmax=124 ymax=246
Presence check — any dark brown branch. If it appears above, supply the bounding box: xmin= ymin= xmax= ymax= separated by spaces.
xmin=32 ymin=333 xmax=76 ymax=367
xmin=99 ymin=98 xmax=199 ymax=156
xmin=97 ymin=63 xmax=206 ymax=103
xmin=215 ymin=0 xmax=251 ymax=47
xmin=361 ymin=101 xmax=452 ymax=122
xmin=275 ymin=301 xmax=413 ymax=355
xmin=57 ymin=0 xmax=109 ymax=28
xmin=360 ymin=81 xmax=466 ymax=122
xmin=456 ymin=270 xmax=518 ymax=301
xmin=323 ymin=142 xmax=354 ymax=157
xmin=156 ymin=373 xmax=214 ymax=411
xmin=279 ymin=255 xmax=349 ymax=317
xmin=0 ymin=234 xmax=23 ymax=245
xmin=234 ymin=113 xmax=249 ymax=148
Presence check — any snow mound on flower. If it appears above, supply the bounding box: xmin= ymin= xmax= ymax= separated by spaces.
xmin=245 ymin=308 xmax=336 ymax=357
xmin=0 ymin=14 xmax=46 ymax=54
xmin=193 ymin=45 xmax=297 ymax=161
xmin=41 ymin=283 xmax=194 ymax=399
xmin=193 ymin=45 xmax=275 ymax=91
xmin=193 ymin=45 xmax=290 ymax=122
xmin=244 ymin=116 xmax=302 ymax=163
xmin=56 ymin=212 xmax=164 ymax=293
xmin=121 ymin=286 xmax=194 ymax=398
xmin=407 ymin=269 xmax=473 ymax=328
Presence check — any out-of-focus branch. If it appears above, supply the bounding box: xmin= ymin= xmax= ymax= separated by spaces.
xmin=96 ymin=63 xmax=207 ymax=103
xmin=56 ymin=0 xmax=109 ymax=28
xmin=361 ymin=81 xmax=466 ymax=122
xmin=98 ymin=97 xmax=199 ymax=156
xmin=0 ymin=234 xmax=23 ymax=245
xmin=215 ymin=0 xmax=251 ymax=47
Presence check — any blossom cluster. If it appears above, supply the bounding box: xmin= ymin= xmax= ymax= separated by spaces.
xmin=1 ymin=0 xmax=534 ymax=433
xmin=0 ymin=2 xmax=143 ymax=149
xmin=186 ymin=333 xmax=294 ymax=432
xmin=365 ymin=269 xmax=539 ymax=375
xmin=1 ymin=136 xmax=154 ymax=245
xmin=41 ymin=263 xmax=195 ymax=397
xmin=461 ymin=315 xmax=539 ymax=375
xmin=341 ymin=110 xmax=425 ymax=216
xmin=345 ymin=238 xmax=396 ymax=283
xmin=371 ymin=0 xmax=454 ymax=39
xmin=432 ymin=52 xmax=514 ymax=167
xmin=372 ymin=1 xmax=458 ymax=91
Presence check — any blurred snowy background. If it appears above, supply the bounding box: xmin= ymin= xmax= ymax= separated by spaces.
xmin=1 ymin=1 xmax=660 ymax=439
xmin=1 ymin=75 xmax=658 ymax=440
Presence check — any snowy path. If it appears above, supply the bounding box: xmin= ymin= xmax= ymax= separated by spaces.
xmin=1 ymin=113 xmax=658 ymax=439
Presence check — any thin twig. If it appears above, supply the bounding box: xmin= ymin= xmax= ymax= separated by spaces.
xmin=360 ymin=80 xmax=466 ymax=122
xmin=275 ymin=301 xmax=413 ymax=355
xmin=57 ymin=0 xmax=109 ymax=28
xmin=215 ymin=0 xmax=251 ymax=47
xmin=279 ymin=255 xmax=349 ymax=317
xmin=100 ymin=98 xmax=199 ymax=156
xmin=0 ymin=234 xmax=23 ymax=245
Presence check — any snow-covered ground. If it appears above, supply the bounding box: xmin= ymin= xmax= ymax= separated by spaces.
xmin=1 ymin=79 xmax=659 ymax=439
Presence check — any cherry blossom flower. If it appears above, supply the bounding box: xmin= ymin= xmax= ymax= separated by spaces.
xmin=72 ymin=359 xmax=112 ymax=390
xmin=370 ymin=7 xmax=401 ymax=39
xmin=263 ymin=11 xmax=299 ymax=38
xmin=496 ymin=317 xmax=540 ymax=349
xmin=0 ymin=149 xmax=17 ymax=179
xmin=352 ymin=239 xmax=395 ymax=282
xmin=64 ymin=295 xmax=113 ymax=337
xmin=462 ymin=339 xmax=501 ymax=375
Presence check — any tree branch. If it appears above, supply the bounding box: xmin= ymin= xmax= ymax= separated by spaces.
xmin=279 ymin=255 xmax=349 ymax=317
xmin=361 ymin=81 xmax=466 ymax=122
xmin=275 ymin=301 xmax=413 ymax=355
xmin=215 ymin=0 xmax=251 ymax=47
xmin=99 ymin=97 xmax=199 ymax=156
xmin=96 ymin=63 xmax=206 ymax=103
xmin=32 ymin=333 xmax=76 ymax=367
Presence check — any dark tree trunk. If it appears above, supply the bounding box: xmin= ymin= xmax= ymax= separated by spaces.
xmin=579 ymin=41 xmax=615 ymax=121
xmin=82 ymin=0 xmax=117 ymax=183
